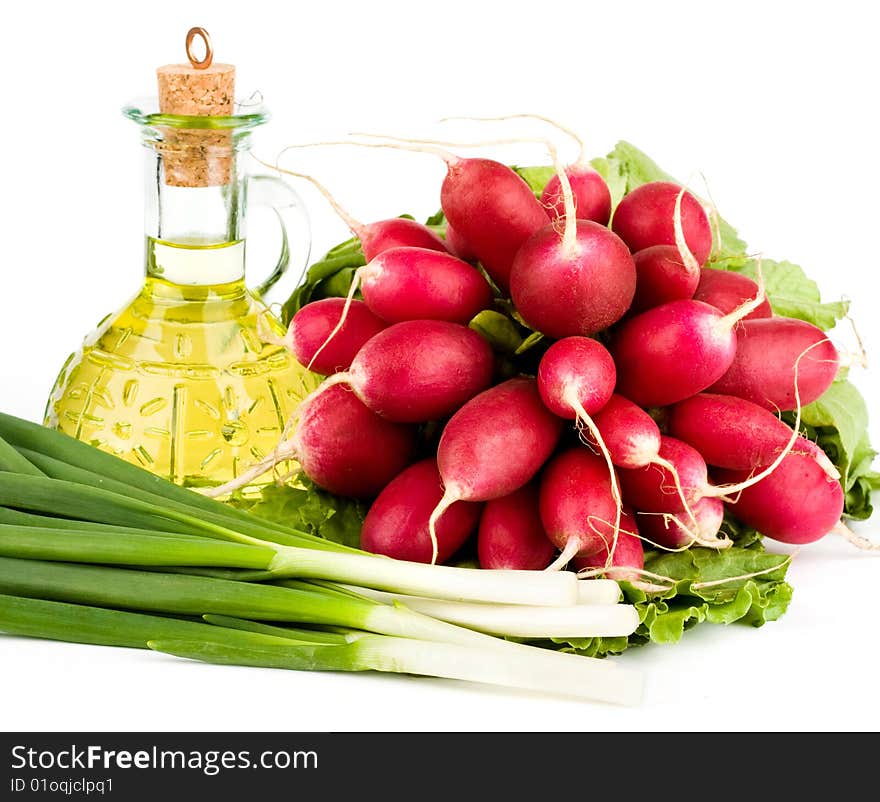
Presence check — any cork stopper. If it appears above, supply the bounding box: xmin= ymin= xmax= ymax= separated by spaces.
xmin=155 ymin=28 xmax=236 ymax=187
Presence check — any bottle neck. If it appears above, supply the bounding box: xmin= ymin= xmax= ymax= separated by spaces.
xmin=143 ymin=134 xmax=249 ymax=285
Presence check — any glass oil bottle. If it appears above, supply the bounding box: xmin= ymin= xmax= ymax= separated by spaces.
xmin=45 ymin=29 xmax=317 ymax=497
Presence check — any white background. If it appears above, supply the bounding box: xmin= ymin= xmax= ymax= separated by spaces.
xmin=1 ymin=0 xmax=878 ymax=731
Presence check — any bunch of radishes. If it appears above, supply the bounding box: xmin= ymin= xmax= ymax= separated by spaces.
xmin=213 ymin=137 xmax=854 ymax=582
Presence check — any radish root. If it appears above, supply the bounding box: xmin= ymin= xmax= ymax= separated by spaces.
xmin=273 ymin=138 xmax=461 ymax=166
xmin=707 ymin=337 xmax=819 ymax=499
xmin=637 ymin=510 xmax=731 ymax=550
xmin=204 ymin=439 xmax=299 ymax=498
xmin=717 ymin=256 xmax=767 ymax=329
xmin=565 ymin=392 xmax=623 ymax=571
xmin=545 ymin=538 xmax=583 ymax=573
xmin=834 ymin=521 xmax=880 ymax=551
xmin=428 ymin=488 xmax=457 ymax=565
xmin=652 ymin=455 xmax=701 ymax=532
xmin=254 ymin=157 xmax=366 ymax=236
xmin=673 ymin=183 xmax=701 ymax=275
xmin=578 ymin=551 xmax=794 ymax=594
xmin=440 ymin=113 xmax=588 ymax=165
xmin=302 ymin=269 xmax=365 ymax=373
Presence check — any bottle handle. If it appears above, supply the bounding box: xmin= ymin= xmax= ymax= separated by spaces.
xmin=246 ymin=173 xmax=312 ymax=307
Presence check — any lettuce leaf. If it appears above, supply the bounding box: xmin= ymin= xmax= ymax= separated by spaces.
xmin=551 ymin=543 xmax=793 ymax=658
xmin=232 ymin=480 xmax=366 ymax=550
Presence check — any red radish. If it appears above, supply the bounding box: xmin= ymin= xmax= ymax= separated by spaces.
xmin=312 ymin=320 xmax=493 ymax=423
xmin=308 ymin=246 xmax=492 ymax=369
xmin=636 ymin=498 xmax=724 ymax=550
xmin=716 ymin=452 xmax=844 ymax=544
xmin=287 ymin=298 xmax=385 ymax=375
xmin=477 ymin=483 xmax=556 ymax=570
xmin=668 ymin=392 xmax=839 ymax=478
xmin=537 ymin=338 xmax=616 ymax=419
xmin=429 ymin=378 xmax=563 ymax=564
xmin=573 ymin=509 xmax=644 ymax=582
xmin=612 ymin=273 xmax=766 ymax=408
xmin=709 ymin=318 xmax=838 ymax=410
xmin=510 ymin=148 xmax=636 ymax=338
xmin=536 ymin=337 xmax=622 ymax=566
xmin=291 ymin=385 xmax=414 ymax=497
xmin=612 ymin=181 xmax=713 ymax=265
xmin=541 ymin=168 xmax=611 ymax=226
xmin=355 ymin=218 xmax=449 ymax=262
xmin=204 ymin=382 xmax=415 ymax=499
xmin=590 ymin=394 xmax=698 ymax=529
xmin=693 ymin=268 xmax=773 ymax=319
xmin=631 ymin=245 xmax=700 ymax=313
xmin=356 ymin=247 xmax=492 ymax=324
xmin=619 ymin=436 xmax=712 ymax=515
xmin=441 ymin=158 xmax=550 ymax=291
xmin=258 ymin=164 xmax=448 ymax=261
xmin=510 ymin=220 xmax=636 ymax=337
xmin=441 ymin=113 xmax=611 ymax=225
xmin=618 ymin=429 xmax=802 ymax=547
xmin=539 ymin=448 xmax=621 ymax=564
xmin=445 ymin=223 xmax=478 ymax=263
xmin=620 ymin=346 xmax=815 ymax=541
xmin=362 ymin=459 xmax=482 ymax=564
xmin=591 ymin=395 xmax=673 ymax=469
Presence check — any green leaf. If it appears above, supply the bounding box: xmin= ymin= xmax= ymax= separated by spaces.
xmin=513 ymin=165 xmax=555 ymax=196
xmin=282 ymin=246 xmax=366 ymax=325
xmin=469 ymin=310 xmax=524 ymax=354
xmin=799 ymin=380 xmax=869 ymax=487
xmin=589 ymin=156 xmax=627 ymax=210
xmin=239 ymin=480 xmax=366 ymax=550
xmin=713 ymin=256 xmax=849 ymax=329
xmin=514 ymin=331 xmax=545 ymax=355
xmin=552 ymin=542 xmax=793 ymax=658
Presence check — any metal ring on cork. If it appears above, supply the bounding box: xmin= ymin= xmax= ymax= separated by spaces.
xmin=185 ymin=27 xmax=213 ymax=70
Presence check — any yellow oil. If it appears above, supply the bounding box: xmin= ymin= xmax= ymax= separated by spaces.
xmin=45 ymin=238 xmax=320 ymax=496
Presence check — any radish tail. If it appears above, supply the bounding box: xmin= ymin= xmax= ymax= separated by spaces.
xmin=545 ymin=537 xmax=582 ymax=572
xmin=203 ymin=440 xmax=298 ymax=499
xmin=271 ymin=139 xmax=460 ymax=167
xmin=717 ymin=256 xmax=767 ymax=329
xmin=439 ymin=113 xmax=588 ymax=165
xmin=305 ymin=269 xmax=364 ymax=372
xmin=567 ymin=393 xmax=623 ymax=569
xmin=253 ymin=158 xmax=365 ymax=236
xmin=427 ymin=488 xmax=457 ymax=566
xmin=707 ymin=339 xmax=818 ymax=498
xmin=651 ymin=455 xmax=700 ymax=531
xmin=834 ymin=521 xmax=880 ymax=551
xmin=673 ymin=184 xmax=700 ymax=275
xmin=545 ymin=141 xmax=577 ymax=254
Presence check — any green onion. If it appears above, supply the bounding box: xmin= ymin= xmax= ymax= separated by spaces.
xmin=0 ymin=525 xmax=275 ymax=570
xmin=0 ymin=593 xmax=641 ymax=704
xmin=0 ymin=593 xmax=320 ymax=649
xmin=149 ymin=637 xmax=642 ymax=705
xmin=0 ymin=557 xmax=555 ymax=651
xmin=0 ymin=469 xmax=579 ymax=607
xmin=343 ymin=587 xmax=640 ymax=639
xmin=0 ymin=437 xmax=44 ymax=476
xmin=200 ymin=614 xmax=355 ymax=645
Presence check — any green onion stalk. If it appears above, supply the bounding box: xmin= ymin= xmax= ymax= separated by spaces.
xmin=0 ymin=594 xmax=641 ymax=704
xmin=0 ymin=414 xmax=577 ymax=607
